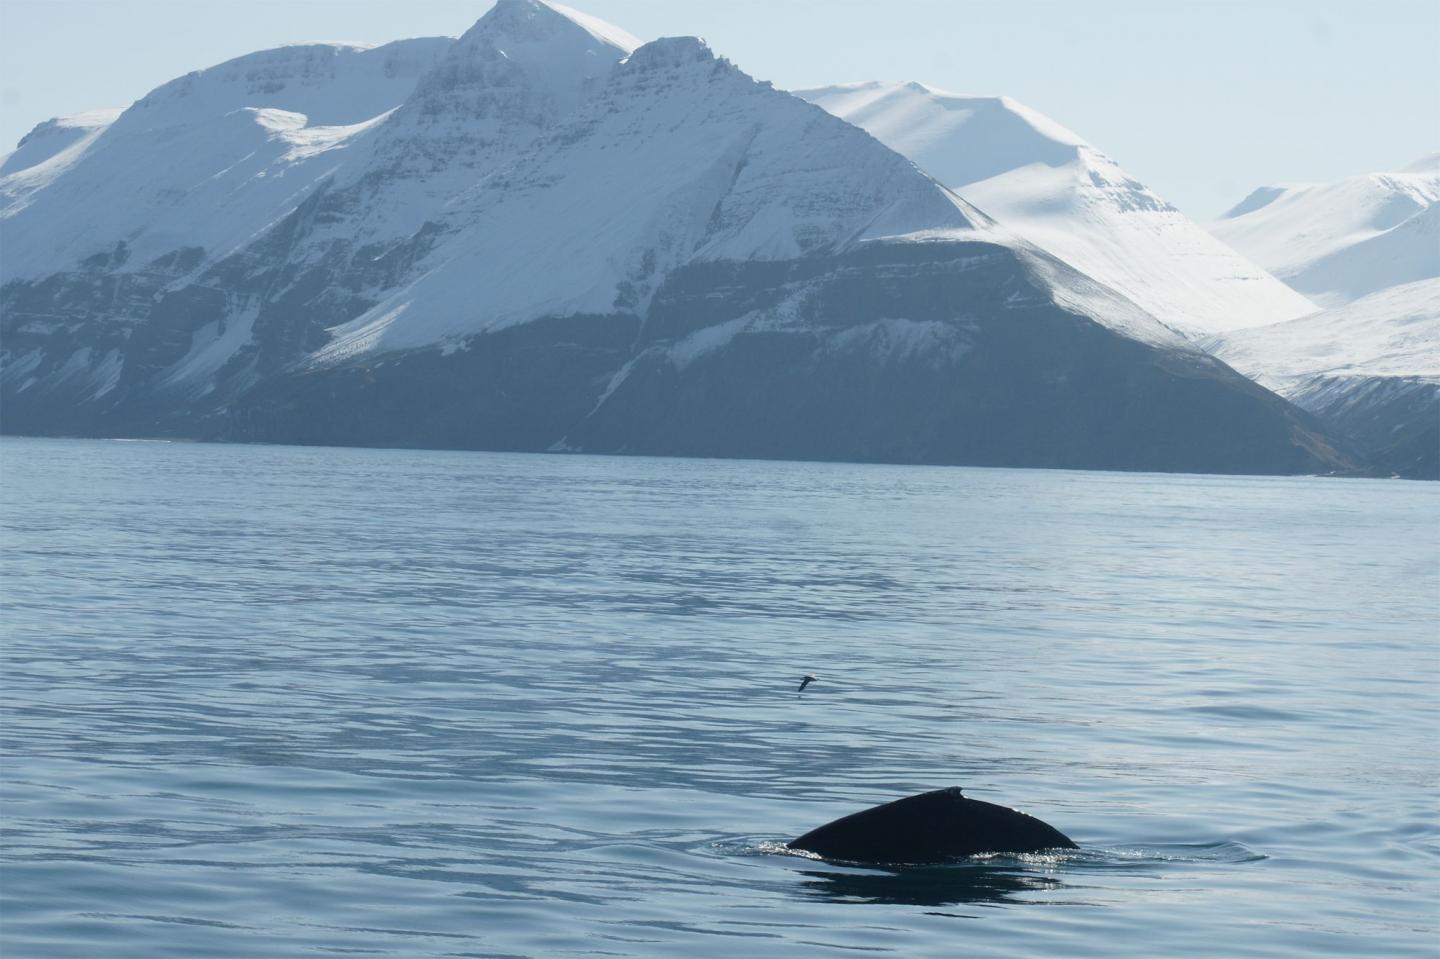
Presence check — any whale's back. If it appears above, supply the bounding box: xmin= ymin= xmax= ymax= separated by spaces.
xmin=789 ymin=787 xmax=1076 ymax=864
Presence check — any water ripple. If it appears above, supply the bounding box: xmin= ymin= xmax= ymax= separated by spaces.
xmin=2 ymin=438 xmax=1437 ymax=959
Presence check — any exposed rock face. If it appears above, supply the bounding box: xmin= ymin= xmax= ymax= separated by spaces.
xmin=215 ymin=240 xmax=1349 ymax=477
xmin=0 ymin=1 xmax=1359 ymax=477
xmin=1292 ymin=376 xmax=1437 ymax=480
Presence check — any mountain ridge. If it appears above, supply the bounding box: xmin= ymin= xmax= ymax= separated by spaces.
xmin=0 ymin=2 xmax=1358 ymax=477
xmin=796 ymin=80 xmax=1319 ymax=337
xmin=1212 ymin=157 xmax=1440 ymax=306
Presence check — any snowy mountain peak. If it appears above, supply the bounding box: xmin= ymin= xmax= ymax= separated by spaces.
xmin=403 ymin=0 xmax=635 ymax=129
xmin=462 ymin=0 xmax=640 ymax=55
xmin=0 ymin=36 xmax=455 ymax=284
xmin=1213 ymin=157 xmax=1440 ymax=306
xmin=312 ymin=32 xmax=999 ymax=360
xmin=796 ymin=83 xmax=1090 ymax=189
xmin=1207 ymin=155 xmax=1439 ymax=476
xmin=12 ymin=109 xmax=121 ymax=152
xmin=623 ymin=35 xmax=717 ymax=70
xmin=798 ymin=81 xmax=1316 ymax=334
xmin=117 ymin=38 xmax=453 ymax=132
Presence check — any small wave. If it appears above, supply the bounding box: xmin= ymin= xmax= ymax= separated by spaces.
xmin=1074 ymin=841 xmax=1267 ymax=866
xmin=713 ymin=837 xmax=1087 ymax=868
xmin=710 ymin=837 xmax=1264 ymax=867
xmin=706 ymin=836 xmax=1264 ymax=908
xmin=1182 ymin=703 xmax=1304 ymax=722
xmin=709 ymin=837 xmax=822 ymax=860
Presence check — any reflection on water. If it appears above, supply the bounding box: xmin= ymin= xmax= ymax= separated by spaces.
xmin=797 ymin=863 xmax=1064 ymax=907
xmin=767 ymin=840 xmax=1265 ymax=907
xmin=1 ymin=438 xmax=1437 ymax=959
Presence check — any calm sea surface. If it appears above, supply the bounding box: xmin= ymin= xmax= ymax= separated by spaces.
xmin=2 ymin=437 xmax=1436 ymax=958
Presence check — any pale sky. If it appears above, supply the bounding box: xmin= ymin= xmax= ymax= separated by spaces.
xmin=2 ymin=0 xmax=1436 ymax=218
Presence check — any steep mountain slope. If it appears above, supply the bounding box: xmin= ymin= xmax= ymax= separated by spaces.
xmin=1208 ymin=279 xmax=1439 ymax=478
xmin=1212 ymin=155 xmax=1440 ymax=307
xmin=795 ymin=81 xmax=1317 ymax=336
xmin=0 ymin=0 xmax=1353 ymax=476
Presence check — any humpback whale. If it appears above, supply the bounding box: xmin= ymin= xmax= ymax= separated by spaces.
xmin=788 ymin=787 xmax=1076 ymax=864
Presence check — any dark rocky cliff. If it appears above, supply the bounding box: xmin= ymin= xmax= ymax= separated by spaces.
xmin=193 ymin=241 xmax=1354 ymax=477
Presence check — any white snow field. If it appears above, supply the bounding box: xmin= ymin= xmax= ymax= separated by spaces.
xmin=1207 ymin=278 xmax=1440 ymax=396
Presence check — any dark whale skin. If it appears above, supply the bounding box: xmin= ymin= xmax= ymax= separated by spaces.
xmin=788 ymin=787 xmax=1076 ymax=864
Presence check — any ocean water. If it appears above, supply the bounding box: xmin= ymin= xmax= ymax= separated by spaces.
xmin=1 ymin=436 xmax=1436 ymax=959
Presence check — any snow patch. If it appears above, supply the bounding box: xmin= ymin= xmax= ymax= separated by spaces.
xmin=668 ymin=316 xmax=752 ymax=368
xmin=280 ymin=108 xmax=397 ymax=161
xmin=824 ymin=317 xmax=974 ymax=366
xmin=159 ymin=309 xmax=259 ymax=388
xmin=90 ymin=349 xmax=124 ymax=397
xmin=1 ymin=348 xmax=45 ymax=387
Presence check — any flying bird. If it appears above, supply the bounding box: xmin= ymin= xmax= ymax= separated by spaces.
xmin=797 ymin=674 xmax=817 ymax=693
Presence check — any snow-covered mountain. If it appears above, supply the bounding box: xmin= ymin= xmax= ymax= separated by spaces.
xmin=0 ymin=38 xmax=454 ymax=284
xmin=1205 ymin=158 xmax=1439 ymax=477
xmin=1213 ymin=155 xmax=1440 ymax=307
xmin=795 ymin=81 xmax=1318 ymax=336
xmin=0 ymin=1 xmax=1352 ymax=475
